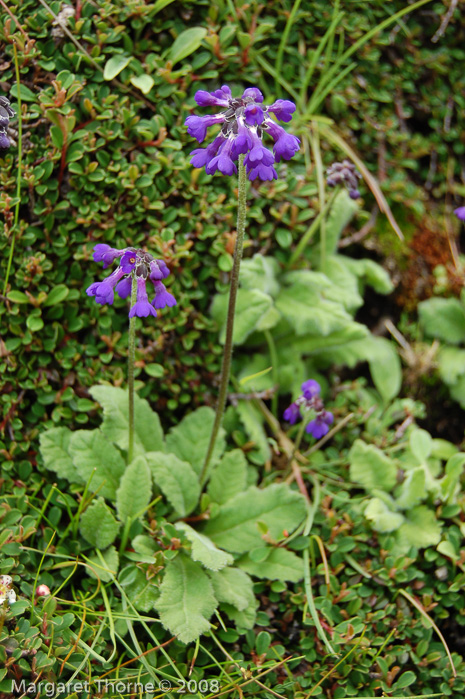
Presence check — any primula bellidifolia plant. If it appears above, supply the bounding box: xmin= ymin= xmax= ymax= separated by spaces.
xmin=185 ymin=84 xmax=301 ymax=481
xmin=37 ymin=84 xmax=309 ymax=646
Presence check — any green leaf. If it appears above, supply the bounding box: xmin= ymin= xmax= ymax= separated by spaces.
xmin=418 ymin=297 xmax=465 ymax=344
xmin=116 ymin=456 xmax=152 ymax=522
xmin=364 ymin=336 xmax=401 ymax=402
xmin=145 ymin=452 xmax=200 ymax=517
xmin=325 ymin=189 xmax=359 ymax=255
xmin=39 ymin=427 xmax=83 ymax=484
xmin=236 ymin=401 xmax=271 ymax=464
xmin=440 ymin=453 xmax=465 ymax=503
xmin=395 ymin=468 xmax=426 ymax=509
xmin=120 ymin=567 xmax=159 ymax=612
xmin=207 ymin=450 xmax=248 ymax=505
xmin=341 ymin=256 xmax=393 ymax=295
xmin=409 ymin=428 xmax=433 ymax=463
xmin=44 ymin=284 xmax=69 ymax=306
xmin=26 ymin=314 xmax=44 ymax=332
xmin=103 ymin=55 xmax=131 ymax=80
xmin=238 ymin=548 xmax=304 ymax=581
xmin=240 ymin=255 xmax=281 ymax=297
xmin=144 ymin=363 xmax=164 ymax=378
xmin=436 ymin=540 xmax=458 ymax=561
xmin=90 ymin=386 xmax=164 ymax=457
xmin=69 ymin=429 xmax=126 ymax=500
xmin=396 ymin=506 xmax=442 ymax=549
xmin=392 ymin=671 xmax=416 ymax=691
xmin=208 ymin=568 xmax=254 ymax=611
xmin=203 ymin=484 xmax=307 ymax=553
xmin=156 ymin=554 xmax=217 ymax=643
xmin=349 ymin=439 xmax=398 ymax=492
xmin=211 ymin=288 xmax=275 ymax=345
xmin=130 ymin=74 xmax=154 ymax=94
xmin=87 ymin=546 xmax=119 ymax=582
xmin=169 ymin=27 xmax=207 ymax=66
xmin=364 ymin=498 xmax=405 ymax=533
xmin=9 ymin=83 xmax=37 ymax=102
xmin=175 ymin=522 xmax=233 ymax=571
xmin=79 ymin=498 xmax=120 ymax=548
xmin=165 ymin=406 xmax=225 ymax=476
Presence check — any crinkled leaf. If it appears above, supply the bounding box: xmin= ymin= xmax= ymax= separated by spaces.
xmin=208 ymin=567 xmax=254 ymax=612
xmin=395 ymin=468 xmax=426 ymax=509
xmin=211 ymin=288 xmax=275 ymax=345
xmin=349 ymin=439 xmax=397 ymax=492
xmin=39 ymin=427 xmax=83 ymax=484
xmin=409 ymin=429 xmax=433 ymax=463
xmin=238 ymin=547 xmax=304 ymax=581
xmin=90 ymin=385 xmax=164 ymax=456
xmin=324 ymin=189 xmax=359 ymax=255
xmin=69 ymin=429 xmax=126 ymax=500
xmin=165 ymin=406 xmax=225 ymax=476
xmin=203 ymin=484 xmax=307 ymax=553
xmin=175 ymin=522 xmax=233 ymax=571
xmin=396 ymin=506 xmax=442 ymax=549
xmin=365 ymin=498 xmax=405 ymax=533
xmin=116 ymin=456 xmax=152 ymax=522
xmin=440 ymin=453 xmax=465 ymax=503
xmin=145 ymin=452 xmax=200 ymax=517
xmin=87 ymin=546 xmax=119 ymax=583
xmin=418 ymin=297 xmax=465 ymax=344
xmin=240 ymin=255 xmax=281 ymax=297
xmin=208 ymin=449 xmax=248 ymax=505
xmin=236 ymin=401 xmax=271 ymax=465
xmin=79 ymin=498 xmax=120 ymax=548
xmin=120 ymin=568 xmax=159 ymax=612
xmin=156 ymin=554 xmax=217 ymax=643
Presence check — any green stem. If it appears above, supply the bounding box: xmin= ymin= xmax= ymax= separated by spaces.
xmin=200 ymin=155 xmax=248 ymax=485
xmin=128 ymin=275 xmax=137 ymax=464
xmin=310 ymin=126 xmax=327 ymax=271
xmin=264 ymin=329 xmax=279 ymax=417
xmin=287 ymin=187 xmax=338 ymax=269
xmin=3 ymin=42 xmax=23 ymax=295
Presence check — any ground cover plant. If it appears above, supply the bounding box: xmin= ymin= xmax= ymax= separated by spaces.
xmin=2 ymin=1 xmax=465 ymax=697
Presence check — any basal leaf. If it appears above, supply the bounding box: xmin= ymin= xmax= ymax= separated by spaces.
xmin=207 ymin=449 xmax=248 ymax=505
xmin=69 ymin=429 xmax=126 ymax=500
xmin=39 ymin=427 xmax=83 ymax=484
xmin=79 ymin=498 xmax=120 ymax=549
xmin=349 ymin=439 xmax=397 ymax=492
xmin=165 ymin=406 xmax=225 ymax=476
xmin=90 ymin=385 xmax=164 ymax=457
xmin=211 ymin=288 xmax=275 ymax=345
xmin=418 ymin=297 xmax=465 ymax=344
xmin=237 ymin=547 xmax=304 ymax=582
xmin=87 ymin=546 xmax=119 ymax=583
xmin=364 ymin=497 xmax=405 ymax=533
xmin=208 ymin=567 xmax=254 ymax=612
xmin=116 ymin=456 xmax=152 ymax=522
xmin=202 ymin=484 xmax=307 ymax=553
xmin=396 ymin=506 xmax=442 ymax=549
xmin=156 ymin=554 xmax=217 ymax=643
xmin=175 ymin=522 xmax=233 ymax=571
xmin=145 ymin=452 xmax=200 ymax=517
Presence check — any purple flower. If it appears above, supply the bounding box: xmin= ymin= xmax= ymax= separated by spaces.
xmin=306 ymin=411 xmax=334 ymax=440
xmin=185 ymin=85 xmax=299 ymax=180
xmin=87 ymin=245 xmax=176 ymax=319
xmin=120 ymin=249 xmax=138 ymax=273
xmin=185 ymin=114 xmax=225 ymax=143
xmin=206 ymin=139 xmax=237 ymax=176
xmin=244 ymin=103 xmax=265 ymax=126
xmin=0 ymin=131 xmax=10 ymax=149
xmin=129 ymin=277 xmax=157 ymax=318
xmin=267 ymin=100 xmax=296 ymax=123
xmin=152 ymin=281 xmax=177 ymax=309
xmin=116 ymin=276 xmax=132 ymax=299
xmin=93 ymin=243 xmax=125 ymax=269
xmin=454 ymin=207 xmax=465 ymax=222
xmin=301 ymin=379 xmax=321 ymax=400
xmin=283 ymin=402 xmax=301 ymax=425
xmin=326 ymin=160 xmax=362 ymax=199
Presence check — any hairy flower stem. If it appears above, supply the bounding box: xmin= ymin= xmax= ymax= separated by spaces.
xmin=127 ymin=275 xmax=137 ymax=464
xmin=200 ymin=155 xmax=247 ymax=485
xmin=3 ymin=43 xmax=22 ymax=295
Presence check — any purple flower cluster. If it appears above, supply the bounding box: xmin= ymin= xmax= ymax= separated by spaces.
xmin=326 ymin=160 xmax=362 ymax=200
xmin=455 ymin=207 xmax=465 ymax=222
xmin=86 ymin=244 xmax=176 ymax=319
xmin=283 ymin=379 xmax=334 ymax=440
xmin=185 ymin=85 xmax=300 ymax=181
xmin=0 ymin=97 xmax=15 ymax=150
